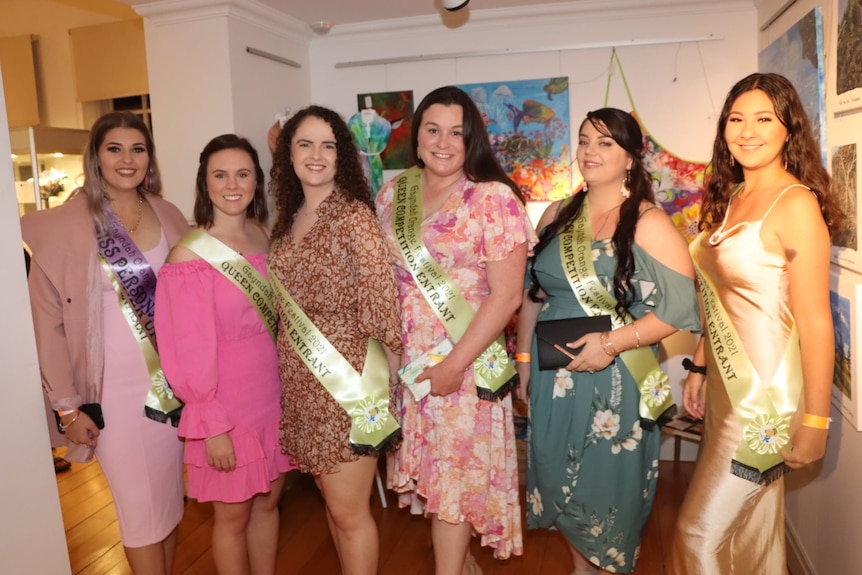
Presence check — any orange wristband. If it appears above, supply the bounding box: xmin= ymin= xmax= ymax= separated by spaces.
xmin=515 ymin=353 xmax=531 ymax=363
xmin=801 ymin=413 xmax=831 ymax=430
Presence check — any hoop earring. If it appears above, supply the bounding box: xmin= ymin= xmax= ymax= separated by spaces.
xmin=730 ymin=155 xmax=735 ymax=168
xmin=620 ymin=169 xmax=631 ymax=199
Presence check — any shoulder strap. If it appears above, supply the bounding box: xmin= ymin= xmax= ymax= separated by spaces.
xmin=762 ymin=183 xmax=810 ymax=220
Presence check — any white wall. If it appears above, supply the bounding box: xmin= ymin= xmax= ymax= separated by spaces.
xmin=308 ymin=0 xmax=757 ymax=460
xmin=138 ymin=0 xmax=311 ymax=217
xmin=753 ymin=1 xmax=862 ymax=573
xmin=0 ymin=65 xmax=71 ymax=575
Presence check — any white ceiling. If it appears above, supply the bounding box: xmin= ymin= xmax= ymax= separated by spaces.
xmin=124 ymin=0 xmax=575 ymax=28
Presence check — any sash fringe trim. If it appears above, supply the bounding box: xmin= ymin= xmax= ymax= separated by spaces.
xmin=350 ymin=428 xmax=403 ymax=456
xmin=145 ymin=405 xmax=183 ymax=428
xmin=475 ymin=374 xmax=517 ymax=402
xmin=730 ymin=459 xmax=789 ymax=486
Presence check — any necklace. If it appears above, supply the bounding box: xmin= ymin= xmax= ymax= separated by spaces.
xmin=116 ymin=194 xmax=144 ymax=233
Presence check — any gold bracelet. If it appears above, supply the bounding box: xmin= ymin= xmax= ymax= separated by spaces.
xmin=59 ymin=411 xmax=80 ymax=432
xmin=802 ymin=413 xmax=831 ymax=430
xmin=515 ymin=352 xmax=531 ymax=363
xmin=600 ymin=332 xmax=617 ymax=357
xmin=631 ymin=321 xmax=641 ymax=349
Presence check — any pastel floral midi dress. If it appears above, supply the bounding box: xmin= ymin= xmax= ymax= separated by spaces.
xmin=376 ymin=176 xmax=537 ymax=559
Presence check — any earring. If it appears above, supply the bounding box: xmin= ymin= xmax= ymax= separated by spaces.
xmin=581 ymin=182 xmax=589 ymax=193
xmin=730 ymin=154 xmax=735 ymax=168
xmin=620 ymin=169 xmax=631 ymax=199
xmin=143 ymin=168 xmax=153 ymax=191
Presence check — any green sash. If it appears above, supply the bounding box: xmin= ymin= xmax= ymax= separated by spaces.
xmin=559 ymin=197 xmax=675 ymax=425
xmin=269 ymin=268 xmax=400 ymax=452
xmin=176 ymin=229 xmax=277 ymax=342
xmin=691 ymin=245 xmax=801 ymax=484
xmin=391 ymin=167 xmax=516 ymax=401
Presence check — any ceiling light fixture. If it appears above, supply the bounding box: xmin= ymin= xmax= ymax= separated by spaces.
xmin=310 ymin=21 xmax=332 ymax=35
xmin=442 ymin=0 xmax=470 ymax=11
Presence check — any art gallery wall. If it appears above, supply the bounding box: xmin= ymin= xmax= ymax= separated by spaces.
xmin=753 ymin=0 xmax=862 ymax=573
xmin=308 ymin=0 xmax=758 ymax=461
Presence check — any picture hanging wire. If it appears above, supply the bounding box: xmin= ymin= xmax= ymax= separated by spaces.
xmin=334 ymin=35 xmax=723 ymax=69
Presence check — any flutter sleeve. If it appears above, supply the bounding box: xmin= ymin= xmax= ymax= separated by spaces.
xmin=633 ymin=243 xmax=701 ymax=332
xmin=345 ymin=203 xmax=403 ymax=355
xmin=155 ymin=260 xmax=234 ymax=439
xmin=475 ymin=181 xmax=538 ymax=264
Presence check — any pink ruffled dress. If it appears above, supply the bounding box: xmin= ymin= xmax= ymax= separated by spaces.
xmin=156 ymin=252 xmax=294 ymax=503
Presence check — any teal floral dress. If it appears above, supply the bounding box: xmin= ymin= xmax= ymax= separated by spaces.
xmin=526 ymin=235 xmax=699 ymax=573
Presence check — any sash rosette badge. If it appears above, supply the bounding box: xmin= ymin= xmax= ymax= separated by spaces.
xmin=473 ymin=340 xmax=509 ymax=380
xmin=350 ymin=397 xmax=390 ymax=434
xmin=638 ymin=370 xmax=671 ymax=407
xmin=744 ymin=414 xmax=790 ymax=455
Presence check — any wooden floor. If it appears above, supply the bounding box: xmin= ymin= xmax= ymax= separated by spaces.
xmin=56 ymin=448 xmax=696 ymax=575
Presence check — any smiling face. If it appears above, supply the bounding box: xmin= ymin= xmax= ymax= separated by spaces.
xmin=724 ymin=88 xmax=788 ymax=172
xmin=416 ymin=103 xmax=466 ymax=179
xmin=97 ymin=127 xmax=149 ymax=197
xmin=290 ymin=116 xmax=338 ymax=192
xmin=576 ymin=119 xmax=632 ymax=189
xmin=206 ymin=148 xmax=256 ymax=218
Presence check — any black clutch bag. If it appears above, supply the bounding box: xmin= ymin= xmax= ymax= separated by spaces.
xmin=535 ymin=315 xmax=612 ymax=370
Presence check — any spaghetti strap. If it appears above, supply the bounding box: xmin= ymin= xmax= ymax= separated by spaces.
xmin=762 ymin=183 xmax=810 ymax=220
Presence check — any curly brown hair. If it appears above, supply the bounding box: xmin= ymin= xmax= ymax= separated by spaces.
xmin=269 ymin=106 xmax=373 ymax=240
xmin=702 ymin=73 xmax=841 ymax=235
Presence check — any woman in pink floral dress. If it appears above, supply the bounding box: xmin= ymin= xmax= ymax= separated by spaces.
xmin=376 ymin=86 xmax=537 ymax=574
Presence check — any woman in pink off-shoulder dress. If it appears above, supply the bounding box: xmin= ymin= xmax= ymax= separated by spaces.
xmin=156 ymin=134 xmax=294 ymax=575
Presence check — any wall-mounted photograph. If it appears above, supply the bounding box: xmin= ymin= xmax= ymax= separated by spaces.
xmin=834 ymin=0 xmax=862 ymax=113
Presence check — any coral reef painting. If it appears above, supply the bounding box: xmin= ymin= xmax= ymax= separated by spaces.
xmin=457 ymin=77 xmax=571 ymax=202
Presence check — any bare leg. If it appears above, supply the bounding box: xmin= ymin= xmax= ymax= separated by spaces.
xmin=248 ymin=473 xmax=288 ymax=575
xmin=430 ymin=516 xmax=473 ymax=575
xmin=570 ymin=543 xmax=607 ymax=575
xmin=211 ymin=499 xmax=254 ymax=575
xmin=124 ymin=527 xmax=178 ymax=575
xmin=316 ymin=457 xmax=379 ymax=575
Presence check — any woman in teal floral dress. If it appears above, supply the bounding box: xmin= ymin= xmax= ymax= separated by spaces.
xmin=515 ymin=108 xmax=699 ymax=574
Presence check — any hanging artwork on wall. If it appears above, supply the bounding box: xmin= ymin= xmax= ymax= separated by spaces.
xmin=456 ymin=77 xmax=572 ymax=202
xmin=606 ymin=50 xmax=707 ymax=243
xmin=832 ymin=0 xmax=862 ymax=113
xmin=349 ymin=90 xmax=414 ymax=199
xmin=830 ymin=266 xmax=862 ymax=431
xmin=831 ymin=141 xmax=860 ymax=270
xmin=758 ymin=6 xmax=826 ymax=163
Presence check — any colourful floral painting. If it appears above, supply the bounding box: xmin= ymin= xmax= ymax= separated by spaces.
xmin=355 ymin=91 xmax=414 ymax=170
xmin=457 ymin=77 xmax=572 ymax=202
xmin=636 ymin=113 xmax=707 ymax=243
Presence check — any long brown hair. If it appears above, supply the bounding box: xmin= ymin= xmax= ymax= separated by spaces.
xmin=411 ymin=86 xmax=525 ymax=203
xmin=269 ymin=106 xmax=373 ymax=240
xmin=80 ymin=111 xmax=162 ymax=233
xmin=528 ymin=108 xmax=653 ymax=320
xmin=702 ymin=73 xmax=841 ymax=234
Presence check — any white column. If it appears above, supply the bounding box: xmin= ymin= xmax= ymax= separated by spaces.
xmin=134 ymin=0 xmax=312 ymax=218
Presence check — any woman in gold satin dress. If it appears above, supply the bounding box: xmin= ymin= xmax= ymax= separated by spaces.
xmin=671 ymin=73 xmax=842 ymax=573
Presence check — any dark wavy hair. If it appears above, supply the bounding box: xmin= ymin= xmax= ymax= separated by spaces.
xmin=80 ymin=111 xmax=162 ymax=233
xmin=528 ymin=108 xmax=654 ymax=320
xmin=411 ymin=86 xmax=525 ymax=203
xmin=702 ymin=72 xmax=841 ymax=234
xmin=192 ymin=134 xmax=267 ymax=227
xmin=270 ymin=106 xmax=373 ymax=239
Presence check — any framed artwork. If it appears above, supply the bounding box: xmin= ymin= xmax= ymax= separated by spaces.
xmin=456 ymin=77 xmax=572 ymax=202
xmin=758 ymin=6 xmax=827 ymax=163
xmin=832 ymin=0 xmax=862 ymax=114
xmin=829 ymin=266 xmax=862 ymax=431
xmin=354 ymin=91 xmax=414 ymax=170
xmin=831 ymin=140 xmax=860 ymax=270
xmin=830 ymin=266 xmax=862 ymax=431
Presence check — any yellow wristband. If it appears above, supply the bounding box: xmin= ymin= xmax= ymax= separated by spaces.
xmin=515 ymin=353 xmax=531 ymax=363
xmin=802 ymin=413 xmax=831 ymax=430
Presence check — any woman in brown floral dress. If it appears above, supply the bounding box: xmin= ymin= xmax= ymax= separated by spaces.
xmin=267 ymin=105 xmax=402 ymax=575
